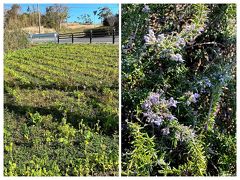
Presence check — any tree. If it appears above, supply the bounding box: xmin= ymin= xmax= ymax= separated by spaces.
xmin=103 ymin=14 xmax=119 ymax=27
xmin=4 ymin=4 xmax=21 ymax=27
xmin=45 ymin=4 xmax=69 ymax=31
xmin=97 ymin=7 xmax=112 ymax=24
xmin=77 ymin=14 xmax=92 ymax=24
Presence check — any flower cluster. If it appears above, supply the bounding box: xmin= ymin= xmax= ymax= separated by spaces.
xmin=175 ymin=125 xmax=196 ymax=142
xmin=142 ymin=4 xmax=150 ymax=13
xmin=185 ymin=23 xmax=206 ymax=34
xmin=175 ymin=37 xmax=186 ymax=48
xmin=144 ymin=29 xmax=165 ymax=45
xmin=198 ymin=77 xmax=212 ymax=92
xmin=141 ymin=92 xmax=177 ymax=127
xmin=170 ymin=53 xmax=185 ymax=63
xmin=203 ymin=77 xmax=212 ymax=87
xmin=144 ymin=29 xmax=186 ymax=63
xmin=185 ymin=92 xmax=200 ymax=105
xmin=182 ymin=23 xmax=206 ymax=43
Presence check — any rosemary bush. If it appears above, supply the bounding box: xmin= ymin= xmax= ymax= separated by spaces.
xmin=122 ymin=4 xmax=236 ymax=176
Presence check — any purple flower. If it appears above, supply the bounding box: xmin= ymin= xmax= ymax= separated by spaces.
xmin=170 ymin=54 xmax=178 ymax=61
xmin=142 ymin=4 xmax=150 ymax=13
xmin=161 ymin=127 xmax=170 ymax=135
xmin=191 ymin=24 xmax=196 ymax=30
xmin=186 ymin=100 xmax=191 ymax=106
xmin=205 ymin=79 xmax=212 ymax=87
xmin=198 ymin=26 xmax=204 ymax=33
xmin=198 ymin=78 xmax=212 ymax=88
xmin=149 ymin=93 xmax=160 ymax=105
xmin=189 ymin=93 xmax=200 ymax=103
xmin=176 ymin=54 xmax=185 ymax=63
xmin=168 ymin=97 xmax=178 ymax=108
xmin=141 ymin=100 xmax=152 ymax=110
xmin=193 ymin=93 xmax=200 ymax=99
xmin=149 ymin=29 xmax=155 ymax=36
xmin=186 ymin=24 xmax=196 ymax=31
xmin=145 ymin=111 xmax=163 ymax=126
xmin=157 ymin=34 xmax=165 ymax=43
xmin=175 ymin=37 xmax=185 ymax=47
xmin=219 ymin=75 xmax=225 ymax=83
xmin=153 ymin=116 xmax=163 ymax=126
xmin=170 ymin=53 xmax=185 ymax=63
xmin=167 ymin=114 xmax=176 ymax=121
xmin=144 ymin=29 xmax=157 ymax=44
xmin=144 ymin=35 xmax=150 ymax=43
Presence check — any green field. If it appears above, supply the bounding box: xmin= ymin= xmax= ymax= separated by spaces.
xmin=4 ymin=44 xmax=119 ymax=176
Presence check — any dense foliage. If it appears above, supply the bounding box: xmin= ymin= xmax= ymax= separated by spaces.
xmin=121 ymin=4 xmax=236 ymax=176
xmin=4 ymin=44 xmax=119 ymax=176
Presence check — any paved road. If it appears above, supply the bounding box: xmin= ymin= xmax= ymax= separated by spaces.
xmin=59 ymin=36 xmax=119 ymax=44
xmin=29 ymin=33 xmax=119 ymax=44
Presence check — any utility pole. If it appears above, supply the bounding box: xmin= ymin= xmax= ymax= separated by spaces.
xmin=37 ymin=4 xmax=41 ymax=33
xmin=93 ymin=10 xmax=97 ymax=28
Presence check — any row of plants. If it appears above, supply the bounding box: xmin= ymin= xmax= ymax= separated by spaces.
xmin=4 ymin=110 xmax=118 ymax=176
xmin=5 ymin=44 xmax=118 ymax=90
xmin=4 ymin=44 xmax=119 ymax=176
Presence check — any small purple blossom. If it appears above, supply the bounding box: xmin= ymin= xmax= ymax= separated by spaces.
xmin=175 ymin=37 xmax=185 ymax=47
xmin=144 ymin=35 xmax=150 ymax=43
xmin=142 ymin=4 xmax=150 ymax=13
xmin=198 ymin=78 xmax=212 ymax=88
xmin=144 ymin=29 xmax=157 ymax=44
xmin=167 ymin=114 xmax=176 ymax=121
xmin=168 ymin=97 xmax=178 ymax=108
xmin=149 ymin=93 xmax=160 ymax=105
xmin=153 ymin=116 xmax=163 ymax=126
xmin=149 ymin=29 xmax=155 ymax=36
xmin=170 ymin=53 xmax=185 ymax=63
xmin=141 ymin=92 xmax=178 ymax=126
xmin=193 ymin=93 xmax=200 ymax=99
xmin=170 ymin=54 xmax=178 ymax=61
xmin=141 ymin=100 xmax=152 ymax=110
xmin=219 ymin=74 xmax=225 ymax=83
xmin=175 ymin=54 xmax=185 ymax=63
xmin=185 ymin=92 xmax=200 ymax=105
xmin=190 ymin=93 xmax=200 ymax=103
xmin=186 ymin=24 xmax=196 ymax=31
xmin=157 ymin=34 xmax=165 ymax=43
xmin=191 ymin=24 xmax=196 ymax=30
xmin=186 ymin=100 xmax=191 ymax=106
xmin=161 ymin=127 xmax=170 ymax=135
xmin=144 ymin=111 xmax=163 ymax=126
xmin=198 ymin=26 xmax=204 ymax=33
xmin=205 ymin=79 xmax=212 ymax=87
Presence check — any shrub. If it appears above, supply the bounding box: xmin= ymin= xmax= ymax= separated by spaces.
xmin=4 ymin=24 xmax=29 ymax=52
xmin=122 ymin=4 xmax=236 ymax=176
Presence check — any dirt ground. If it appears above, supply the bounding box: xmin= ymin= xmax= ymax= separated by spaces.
xmin=23 ymin=23 xmax=102 ymax=34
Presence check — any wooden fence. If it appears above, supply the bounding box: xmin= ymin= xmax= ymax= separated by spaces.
xmin=57 ymin=29 xmax=118 ymax=44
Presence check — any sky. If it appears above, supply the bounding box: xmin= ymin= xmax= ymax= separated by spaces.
xmin=4 ymin=3 xmax=119 ymax=24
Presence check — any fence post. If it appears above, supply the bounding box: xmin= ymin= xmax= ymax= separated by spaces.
xmin=72 ymin=33 xmax=74 ymax=43
xmin=112 ymin=28 xmax=115 ymax=44
xmin=90 ymin=30 xmax=92 ymax=43
xmin=57 ymin=34 xmax=59 ymax=44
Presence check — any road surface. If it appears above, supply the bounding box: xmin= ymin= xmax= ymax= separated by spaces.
xmin=29 ymin=33 xmax=119 ymax=44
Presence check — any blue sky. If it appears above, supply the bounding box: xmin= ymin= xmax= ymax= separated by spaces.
xmin=4 ymin=3 xmax=119 ymax=24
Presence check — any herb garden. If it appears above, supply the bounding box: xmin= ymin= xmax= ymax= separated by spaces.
xmin=4 ymin=44 xmax=119 ymax=176
xmin=121 ymin=4 xmax=236 ymax=176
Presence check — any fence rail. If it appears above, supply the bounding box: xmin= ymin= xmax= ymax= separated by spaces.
xmin=57 ymin=29 xmax=118 ymax=44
